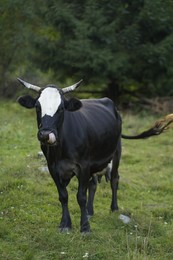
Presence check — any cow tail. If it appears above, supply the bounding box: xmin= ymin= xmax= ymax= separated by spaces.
xmin=121 ymin=113 xmax=173 ymax=140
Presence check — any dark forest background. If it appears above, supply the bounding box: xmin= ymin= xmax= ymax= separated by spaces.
xmin=1 ymin=0 xmax=173 ymax=109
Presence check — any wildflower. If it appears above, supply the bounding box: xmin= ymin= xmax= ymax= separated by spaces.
xmin=83 ymin=252 xmax=89 ymax=258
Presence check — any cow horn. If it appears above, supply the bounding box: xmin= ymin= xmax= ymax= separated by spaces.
xmin=17 ymin=78 xmax=41 ymax=92
xmin=62 ymin=79 xmax=83 ymax=94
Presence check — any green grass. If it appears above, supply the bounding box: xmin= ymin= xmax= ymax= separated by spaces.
xmin=0 ymin=101 xmax=173 ymax=259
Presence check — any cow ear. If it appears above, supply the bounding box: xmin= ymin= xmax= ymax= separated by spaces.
xmin=17 ymin=95 xmax=37 ymax=109
xmin=64 ymin=97 xmax=82 ymax=111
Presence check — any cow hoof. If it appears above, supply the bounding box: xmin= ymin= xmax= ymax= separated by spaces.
xmin=59 ymin=227 xmax=71 ymax=234
xmin=111 ymin=206 xmax=119 ymax=212
xmin=81 ymin=230 xmax=91 ymax=235
xmin=80 ymin=224 xmax=91 ymax=234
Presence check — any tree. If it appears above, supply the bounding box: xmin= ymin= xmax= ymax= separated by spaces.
xmin=0 ymin=0 xmax=45 ymax=97
xmin=33 ymin=0 xmax=173 ymax=101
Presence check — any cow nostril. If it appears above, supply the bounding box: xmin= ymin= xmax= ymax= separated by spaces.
xmin=38 ymin=131 xmax=49 ymax=141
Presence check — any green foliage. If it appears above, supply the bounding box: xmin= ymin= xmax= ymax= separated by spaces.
xmin=1 ymin=0 xmax=173 ymax=100
xmin=32 ymin=0 xmax=173 ymax=99
xmin=0 ymin=0 xmax=47 ymax=96
xmin=0 ymin=101 xmax=173 ymax=259
xmin=0 ymin=1 xmax=30 ymax=78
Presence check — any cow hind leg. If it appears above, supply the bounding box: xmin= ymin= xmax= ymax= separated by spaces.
xmin=110 ymin=170 xmax=119 ymax=211
xmin=110 ymin=139 xmax=121 ymax=211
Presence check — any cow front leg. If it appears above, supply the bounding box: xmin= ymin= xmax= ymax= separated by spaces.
xmin=77 ymin=178 xmax=90 ymax=233
xmin=87 ymin=176 xmax=97 ymax=217
xmin=58 ymin=183 xmax=72 ymax=232
xmin=51 ymin=175 xmax=72 ymax=232
xmin=46 ymin=151 xmax=72 ymax=232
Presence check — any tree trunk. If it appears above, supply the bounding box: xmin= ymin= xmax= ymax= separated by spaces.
xmin=105 ymin=80 xmax=120 ymax=105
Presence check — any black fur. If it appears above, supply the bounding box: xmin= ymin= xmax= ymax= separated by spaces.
xmin=64 ymin=97 xmax=82 ymax=111
xmin=17 ymin=95 xmax=36 ymax=109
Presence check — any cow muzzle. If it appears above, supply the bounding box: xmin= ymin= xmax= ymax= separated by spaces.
xmin=37 ymin=130 xmax=56 ymax=145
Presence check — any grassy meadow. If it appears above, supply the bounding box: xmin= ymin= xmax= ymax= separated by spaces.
xmin=0 ymin=101 xmax=173 ymax=260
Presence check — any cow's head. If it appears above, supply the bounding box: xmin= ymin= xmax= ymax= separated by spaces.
xmin=17 ymin=78 xmax=83 ymax=145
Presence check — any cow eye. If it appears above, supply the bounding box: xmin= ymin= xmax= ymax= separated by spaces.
xmin=58 ymin=107 xmax=64 ymax=112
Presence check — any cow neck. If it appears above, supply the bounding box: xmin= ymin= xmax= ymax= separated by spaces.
xmin=42 ymin=142 xmax=62 ymax=161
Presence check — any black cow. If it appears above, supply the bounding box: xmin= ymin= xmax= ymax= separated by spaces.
xmin=17 ymin=78 xmax=166 ymax=233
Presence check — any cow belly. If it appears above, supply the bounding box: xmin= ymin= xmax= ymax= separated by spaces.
xmin=89 ymin=135 xmax=118 ymax=174
xmin=89 ymin=132 xmax=118 ymax=159
xmin=90 ymin=157 xmax=112 ymax=174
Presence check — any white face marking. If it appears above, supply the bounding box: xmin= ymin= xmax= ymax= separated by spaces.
xmin=38 ymin=87 xmax=61 ymax=117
